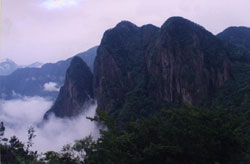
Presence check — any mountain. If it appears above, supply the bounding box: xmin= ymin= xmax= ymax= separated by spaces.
xmin=26 ymin=62 xmax=43 ymax=68
xmin=44 ymin=56 xmax=94 ymax=118
xmin=217 ymin=26 xmax=250 ymax=52
xmin=93 ymin=17 xmax=250 ymax=121
xmin=0 ymin=46 xmax=97 ymax=100
xmin=0 ymin=59 xmax=44 ymax=76
xmin=209 ymin=27 xmax=250 ymax=111
xmin=76 ymin=46 xmax=97 ymax=72
xmin=0 ymin=59 xmax=18 ymax=76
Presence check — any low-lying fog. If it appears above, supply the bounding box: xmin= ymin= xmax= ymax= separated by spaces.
xmin=0 ymin=96 xmax=99 ymax=153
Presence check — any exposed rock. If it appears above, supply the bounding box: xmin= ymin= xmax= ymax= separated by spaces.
xmin=147 ymin=17 xmax=232 ymax=105
xmin=94 ymin=17 xmax=233 ymax=116
xmin=94 ymin=21 xmax=159 ymax=114
xmin=45 ymin=56 xmax=94 ymax=118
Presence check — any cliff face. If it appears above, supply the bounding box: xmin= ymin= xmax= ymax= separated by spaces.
xmin=94 ymin=17 xmax=232 ymax=116
xmin=147 ymin=17 xmax=231 ymax=105
xmin=45 ymin=56 xmax=94 ymax=118
xmin=94 ymin=21 xmax=160 ymax=114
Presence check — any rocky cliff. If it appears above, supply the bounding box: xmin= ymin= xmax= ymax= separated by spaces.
xmin=147 ymin=17 xmax=232 ymax=106
xmin=45 ymin=56 xmax=94 ymax=118
xmin=94 ymin=21 xmax=160 ymax=115
xmin=94 ymin=17 xmax=233 ymax=118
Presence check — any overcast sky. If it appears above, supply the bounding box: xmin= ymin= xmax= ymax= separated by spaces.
xmin=1 ymin=0 xmax=250 ymax=65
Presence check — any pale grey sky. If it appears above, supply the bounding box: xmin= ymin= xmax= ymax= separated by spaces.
xmin=1 ymin=0 xmax=250 ymax=65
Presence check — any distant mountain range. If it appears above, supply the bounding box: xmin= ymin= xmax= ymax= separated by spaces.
xmin=0 ymin=59 xmax=44 ymax=76
xmin=0 ymin=46 xmax=97 ymax=100
xmin=0 ymin=59 xmax=19 ymax=76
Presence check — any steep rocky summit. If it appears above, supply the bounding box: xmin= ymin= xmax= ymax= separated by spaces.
xmin=45 ymin=56 xmax=94 ymax=118
xmin=94 ymin=17 xmax=233 ymax=118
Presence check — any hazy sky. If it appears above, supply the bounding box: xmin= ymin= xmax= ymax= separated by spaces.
xmin=1 ymin=0 xmax=250 ymax=65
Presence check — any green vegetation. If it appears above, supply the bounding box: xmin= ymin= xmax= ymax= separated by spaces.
xmin=2 ymin=107 xmax=250 ymax=164
xmin=81 ymin=108 xmax=250 ymax=164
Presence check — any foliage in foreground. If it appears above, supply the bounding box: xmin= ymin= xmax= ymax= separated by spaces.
xmin=2 ymin=107 xmax=250 ymax=164
xmin=81 ymin=108 xmax=250 ymax=164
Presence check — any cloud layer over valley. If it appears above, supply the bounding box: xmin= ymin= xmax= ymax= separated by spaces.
xmin=0 ymin=96 xmax=99 ymax=152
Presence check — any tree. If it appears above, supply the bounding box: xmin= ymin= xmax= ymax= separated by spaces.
xmin=26 ymin=126 xmax=36 ymax=152
xmin=81 ymin=108 xmax=250 ymax=164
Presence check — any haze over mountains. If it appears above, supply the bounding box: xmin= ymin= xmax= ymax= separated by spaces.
xmin=0 ymin=46 xmax=97 ymax=100
xmin=0 ymin=59 xmax=43 ymax=76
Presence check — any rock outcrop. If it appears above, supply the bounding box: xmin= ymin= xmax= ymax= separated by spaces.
xmin=94 ymin=17 xmax=233 ymax=116
xmin=45 ymin=56 xmax=94 ymax=118
xmin=147 ymin=17 xmax=231 ymax=106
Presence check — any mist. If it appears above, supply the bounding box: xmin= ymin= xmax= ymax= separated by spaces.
xmin=0 ymin=96 xmax=99 ymax=153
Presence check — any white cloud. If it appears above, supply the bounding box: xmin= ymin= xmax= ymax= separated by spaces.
xmin=0 ymin=97 xmax=52 ymax=125
xmin=0 ymin=97 xmax=99 ymax=153
xmin=42 ymin=0 xmax=81 ymax=9
xmin=44 ymin=82 xmax=60 ymax=92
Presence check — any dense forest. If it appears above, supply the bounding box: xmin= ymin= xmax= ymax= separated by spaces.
xmin=2 ymin=107 xmax=250 ymax=164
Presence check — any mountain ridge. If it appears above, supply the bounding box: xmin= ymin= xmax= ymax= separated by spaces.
xmin=0 ymin=46 xmax=98 ymax=100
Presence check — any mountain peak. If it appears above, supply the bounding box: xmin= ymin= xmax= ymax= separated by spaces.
xmin=217 ymin=26 xmax=250 ymax=52
xmin=217 ymin=26 xmax=250 ymax=39
xmin=161 ymin=16 xmax=206 ymax=33
xmin=0 ymin=58 xmax=18 ymax=76
xmin=44 ymin=56 xmax=94 ymax=118
xmin=0 ymin=58 xmax=15 ymax=64
xmin=71 ymin=56 xmax=84 ymax=65
xmin=221 ymin=26 xmax=250 ymax=32
xmin=115 ymin=20 xmax=138 ymax=30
